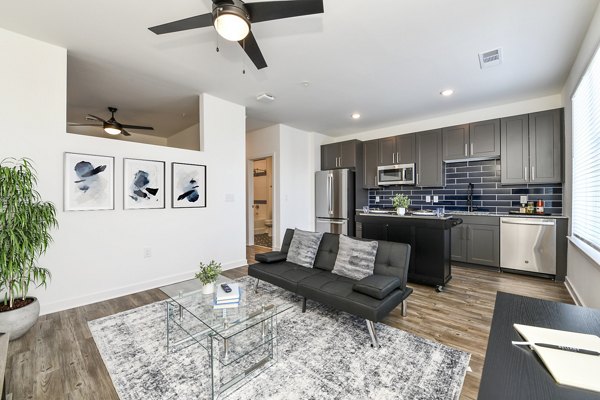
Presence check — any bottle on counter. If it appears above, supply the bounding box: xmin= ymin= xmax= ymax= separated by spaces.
xmin=536 ymin=199 xmax=545 ymax=214
xmin=527 ymin=201 xmax=535 ymax=214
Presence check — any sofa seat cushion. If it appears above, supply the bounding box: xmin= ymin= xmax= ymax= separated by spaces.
xmin=286 ymin=229 xmax=324 ymax=268
xmin=331 ymin=235 xmax=378 ymax=280
xmin=297 ymin=272 xmax=407 ymax=322
xmin=248 ymin=261 xmax=322 ymax=292
xmin=353 ymin=275 xmax=402 ymax=300
xmin=255 ymin=251 xmax=287 ymax=264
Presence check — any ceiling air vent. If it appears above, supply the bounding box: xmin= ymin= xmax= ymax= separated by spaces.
xmin=478 ymin=48 xmax=503 ymax=69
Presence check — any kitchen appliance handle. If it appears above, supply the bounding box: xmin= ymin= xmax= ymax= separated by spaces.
xmin=501 ymin=219 xmax=555 ymax=226
xmin=317 ymin=218 xmax=346 ymax=224
xmin=327 ymin=174 xmax=332 ymax=215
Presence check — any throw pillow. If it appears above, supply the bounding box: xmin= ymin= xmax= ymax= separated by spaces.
xmin=332 ymin=235 xmax=378 ymax=280
xmin=286 ymin=229 xmax=324 ymax=268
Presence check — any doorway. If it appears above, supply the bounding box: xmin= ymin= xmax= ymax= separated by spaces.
xmin=250 ymin=157 xmax=273 ymax=248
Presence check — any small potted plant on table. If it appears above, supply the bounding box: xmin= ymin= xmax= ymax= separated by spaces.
xmin=0 ymin=158 xmax=58 ymax=340
xmin=195 ymin=260 xmax=222 ymax=294
xmin=392 ymin=194 xmax=410 ymax=216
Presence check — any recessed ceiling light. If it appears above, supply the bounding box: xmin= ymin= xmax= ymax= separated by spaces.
xmin=351 ymin=113 xmax=361 ymax=120
xmin=301 ymin=81 xmax=310 ymax=87
xmin=441 ymin=89 xmax=454 ymax=97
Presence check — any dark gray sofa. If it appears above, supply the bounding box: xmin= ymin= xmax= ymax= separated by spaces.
xmin=248 ymin=229 xmax=413 ymax=347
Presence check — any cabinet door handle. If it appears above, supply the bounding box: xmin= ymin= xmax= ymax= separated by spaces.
xmin=524 ymin=166 xmax=529 ymax=181
xmin=397 ymin=152 xmax=400 ymax=164
xmin=416 ymin=173 xmax=420 ymax=185
xmin=470 ymin=143 xmax=474 ymax=156
xmin=531 ymin=166 xmax=535 ymax=181
xmin=465 ymin=143 xmax=468 ymax=157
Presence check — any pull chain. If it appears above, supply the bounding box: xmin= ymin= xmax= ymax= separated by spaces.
xmin=242 ymin=38 xmax=246 ymax=75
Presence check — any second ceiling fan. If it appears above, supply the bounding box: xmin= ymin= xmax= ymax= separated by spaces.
xmin=149 ymin=0 xmax=324 ymax=70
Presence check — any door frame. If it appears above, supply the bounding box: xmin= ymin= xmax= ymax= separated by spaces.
xmin=247 ymin=154 xmax=276 ymax=248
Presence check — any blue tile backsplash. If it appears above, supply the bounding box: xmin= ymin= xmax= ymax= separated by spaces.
xmin=368 ymin=159 xmax=563 ymax=214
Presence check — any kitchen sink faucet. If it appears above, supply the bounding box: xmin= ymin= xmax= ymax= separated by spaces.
xmin=467 ymin=182 xmax=475 ymax=212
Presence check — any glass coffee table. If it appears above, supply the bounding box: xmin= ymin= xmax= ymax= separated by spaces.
xmin=160 ymin=275 xmax=293 ymax=399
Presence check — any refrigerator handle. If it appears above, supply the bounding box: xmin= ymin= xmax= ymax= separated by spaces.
xmin=327 ymin=173 xmax=333 ymax=215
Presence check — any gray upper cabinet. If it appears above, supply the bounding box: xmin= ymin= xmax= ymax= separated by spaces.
xmin=470 ymin=119 xmax=500 ymax=158
xmin=443 ymin=120 xmax=500 ymax=161
xmin=363 ymin=139 xmax=379 ymax=189
xmin=529 ymin=109 xmax=562 ymax=184
xmin=416 ymin=129 xmax=444 ymax=187
xmin=501 ymin=109 xmax=562 ymax=184
xmin=321 ymin=140 xmax=361 ymax=170
xmin=378 ymin=134 xmax=415 ymax=165
xmin=443 ymin=124 xmax=469 ymax=160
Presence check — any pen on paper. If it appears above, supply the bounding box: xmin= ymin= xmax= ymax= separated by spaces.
xmin=512 ymin=341 xmax=600 ymax=356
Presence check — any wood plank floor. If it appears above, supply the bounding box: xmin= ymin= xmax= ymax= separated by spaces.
xmin=5 ymin=246 xmax=572 ymax=400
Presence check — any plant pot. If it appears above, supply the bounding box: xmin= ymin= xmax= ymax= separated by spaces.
xmin=0 ymin=297 xmax=40 ymax=341
xmin=397 ymin=207 xmax=406 ymax=216
xmin=202 ymin=282 xmax=215 ymax=294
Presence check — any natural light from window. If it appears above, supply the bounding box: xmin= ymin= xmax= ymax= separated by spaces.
xmin=572 ymin=44 xmax=600 ymax=253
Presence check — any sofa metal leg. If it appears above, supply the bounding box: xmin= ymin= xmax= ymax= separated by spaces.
xmin=254 ymin=279 xmax=260 ymax=294
xmin=302 ymin=297 xmax=307 ymax=313
xmin=366 ymin=320 xmax=380 ymax=348
xmin=401 ymin=301 xmax=407 ymax=317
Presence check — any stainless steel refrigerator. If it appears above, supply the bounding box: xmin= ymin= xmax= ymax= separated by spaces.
xmin=315 ymin=169 xmax=355 ymax=235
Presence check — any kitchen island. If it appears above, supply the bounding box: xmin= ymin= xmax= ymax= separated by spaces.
xmin=355 ymin=212 xmax=459 ymax=291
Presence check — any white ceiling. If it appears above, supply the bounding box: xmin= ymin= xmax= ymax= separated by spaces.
xmin=1 ymin=0 xmax=598 ymax=137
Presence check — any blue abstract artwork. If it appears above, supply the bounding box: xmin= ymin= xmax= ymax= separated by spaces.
xmin=64 ymin=152 xmax=114 ymax=211
xmin=172 ymin=162 xmax=206 ymax=208
xmin=124 ymin=159 xmax=165 ymax=210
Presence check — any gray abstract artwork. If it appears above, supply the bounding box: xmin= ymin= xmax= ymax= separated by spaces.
xmin=124 ymin=159 xmax=165 ymax=210
xmin=172 ymin=162 xmax=206 ymax=208
xmin=64 ymin=152 xmax=114 ymax=211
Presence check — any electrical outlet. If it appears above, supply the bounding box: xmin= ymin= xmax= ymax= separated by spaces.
xmin=143 ymin=247 xmax=152 ymax=258
xmin=433 ymin=195 xmax=439 ymax=203
xmin=375 ymin=195 xmax=380 ymax=203
xmin=425 ymin=195 xmax=431 ymax=203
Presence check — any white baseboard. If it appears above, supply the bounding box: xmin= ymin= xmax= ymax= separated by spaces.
xmin=40 ymin=258 xmax=248 ymax=316
xmin=564 ymin=277 xmax=584 ymax=306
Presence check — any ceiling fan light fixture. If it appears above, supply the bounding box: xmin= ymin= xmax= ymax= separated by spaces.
xmin=214 ymin=7 xmax=250 ymax=42
xmin=103 ymin=122 xmax=122 ymax=135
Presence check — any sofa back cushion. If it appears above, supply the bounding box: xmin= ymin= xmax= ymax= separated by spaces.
xmin=373 ymin=241 xmax=411 ymax=288
xmin=286 ymin=229 xmax=324 ymax=268
xmin=331 ymin=235 xmax=378 ymax=280
xmin=312 ymin=233 xmax=339 ymax=271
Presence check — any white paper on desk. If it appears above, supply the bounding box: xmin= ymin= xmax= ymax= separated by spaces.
xmin=514 ymin=324 xmax=600 ymax=393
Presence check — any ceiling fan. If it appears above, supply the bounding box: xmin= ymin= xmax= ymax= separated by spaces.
xmin=69 ymin=107 xmax=154 ymax=137
xmin=148 ymin=0 xmax=324 ymax=70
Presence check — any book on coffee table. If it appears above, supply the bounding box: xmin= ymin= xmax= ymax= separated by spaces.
xmin=215 ymin=283 xmax=240 ymax=305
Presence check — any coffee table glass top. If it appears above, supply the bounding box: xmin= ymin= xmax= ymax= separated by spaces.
xmin=160 ymin=275 xmax=294 ymax=340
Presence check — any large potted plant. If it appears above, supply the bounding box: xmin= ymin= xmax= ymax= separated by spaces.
xmin=0 ymin=158 xmax=57 ymax=340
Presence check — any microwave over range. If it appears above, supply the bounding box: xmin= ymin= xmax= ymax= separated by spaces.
xmin=377 ymin=163 xmax=415 ymax=186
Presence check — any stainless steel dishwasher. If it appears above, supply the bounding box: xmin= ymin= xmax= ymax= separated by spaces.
xmin=500 ymin=217 xmax=556 ymax=275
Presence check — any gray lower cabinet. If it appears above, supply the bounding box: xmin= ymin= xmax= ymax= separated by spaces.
xmin=501 ymin=109 xmax=563 ymax=184
xmin=451 ymin=217 xmax=500 ymax=267
xmin=363 ymin=139 xmax=379 ymax=189
xmin=416 ymin=129 xmax=444 ymax=187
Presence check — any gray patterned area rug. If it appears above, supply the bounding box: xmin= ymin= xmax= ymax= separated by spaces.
xmin=89 ymin=277 xmax=470 ymax=400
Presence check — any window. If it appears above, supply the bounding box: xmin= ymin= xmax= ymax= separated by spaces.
xmin=572 ymin=44 xmax=600 ymax=252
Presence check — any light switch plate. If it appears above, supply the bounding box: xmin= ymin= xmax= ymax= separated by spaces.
xmin=433 ymin=195 xmax=439 ymax=203
xmin=520 ymin=195 xmax=528 ymax=204
xmin=425 ymin=195 xmax=431 ymax=203
xmin=375 ymin=195 xmax=380 ymax=203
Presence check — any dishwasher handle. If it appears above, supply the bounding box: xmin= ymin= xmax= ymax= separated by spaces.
xmin=501 ymin=218 xmax=555 ymax=226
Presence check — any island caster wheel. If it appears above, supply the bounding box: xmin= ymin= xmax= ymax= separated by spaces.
xmin=435 ymin=285 xmax=444 ymax=293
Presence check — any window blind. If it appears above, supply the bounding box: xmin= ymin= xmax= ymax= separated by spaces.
xmin=572 ymin=44 xmax=600 ymax=252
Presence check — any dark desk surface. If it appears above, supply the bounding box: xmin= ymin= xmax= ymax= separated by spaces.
xmin=478 ymin=292 xmax=600 ymax=400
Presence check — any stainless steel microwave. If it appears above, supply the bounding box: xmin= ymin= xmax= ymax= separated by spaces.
xmin=377 ymin=163 xmax=415 ymax=186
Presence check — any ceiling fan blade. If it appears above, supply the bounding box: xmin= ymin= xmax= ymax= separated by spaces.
xmin=212 ymin=0 xmax=234 ymax=4
xmin=121 ymin=124 xmax=154 ymax=130
xmin=246 ymin=0 xmax=324 ymax=23
xmin=68 ymin=123 xmax=102 ymax=127
xmin=121 ymin=129 xmax=132 ymax=137
xmin=87 ymin=114 xmax=107 ymax=123
xmin=149 ymin=13 xmax=213 ymax=35
xmin=239 ymin=31 xmax=267 ymax=70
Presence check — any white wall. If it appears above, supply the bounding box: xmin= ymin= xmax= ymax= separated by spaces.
xmin=246 ymin=125 xmax=326 ymax=249
xmin=325 ymin=94 xmax=563 ymax=143
xmin=561 ymin=4 xmax=600 ymax=308
xmin=0 ymin=28 xmax=247 ymax=315
xmin=168 ymin=123 xmax=200 ymax=151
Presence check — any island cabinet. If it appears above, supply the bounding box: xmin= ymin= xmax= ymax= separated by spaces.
xmin=378 ymin=133 xmax=415 ymax=166
xmin=501 ymin=109 xmax=563 ymax=184
xmin=362 ymin=139 xmax=380 ymax=189
xmin=321 ymin=140 xmax=362 ymax=170
xmin=443 ymin=119 xmax=500 ymax=161
xmin=356 ymin=214 xmax=454 ymax=290
xmin=451 ymin=216 xmax=500 ymax=267
xmin=416 ymin=129 xmax=444 ymax=187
